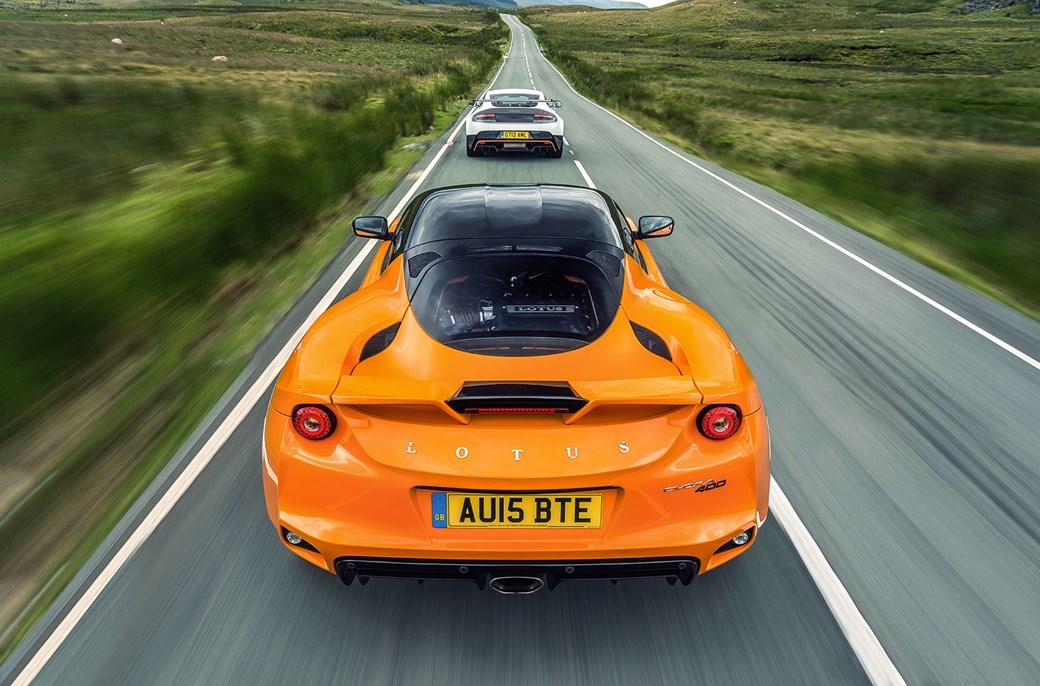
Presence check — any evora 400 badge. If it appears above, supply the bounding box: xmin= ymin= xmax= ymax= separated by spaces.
xmin=663 ymin=479 xmax=727 ymax=494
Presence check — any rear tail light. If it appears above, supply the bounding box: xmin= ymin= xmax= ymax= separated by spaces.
xmin=473 ymin=113 xmax=496 ymax=121
xmin=533 ymin=113 xmax=556 ymax=122
xmin=697 ymin=405 xmax=741 ymax=440
xmin=292 ymin=405 xmax=336 ymax=440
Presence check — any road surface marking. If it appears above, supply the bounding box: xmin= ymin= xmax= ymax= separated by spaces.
xmin=9 ymin=32 xmax=517 ymax=686
xmin=574 ymin=160 xmax=596 ymax=189
xmin=771 ymin=482 xmax=908 ymax=686
xmin=560 ymin=33 xmax=908 ymax=686
xmin=512 ymin=14 xmax=1038 ymax=374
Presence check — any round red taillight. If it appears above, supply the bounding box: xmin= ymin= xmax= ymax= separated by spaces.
xmin=698 ymin=406 xmax=741 ymax=440
xmin=292 ymin=405 xmax=335 ymax=440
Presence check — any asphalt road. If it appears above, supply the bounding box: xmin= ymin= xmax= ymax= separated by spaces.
xmin=5 ymin=15 xmax=1040 ymax=686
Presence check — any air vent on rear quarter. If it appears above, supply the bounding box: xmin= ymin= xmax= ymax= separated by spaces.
xmin=408 ymin=251 xmax=441 ymax=278
xmin=446 ymin=382 xmax=588 ymax=414
xmin=631 ymin=322 xmax=672 ymax=362
xmin=586 ymin=250 xmax=621 ymax=276
xmin=358 ymin=323 xmax=401 ymax=363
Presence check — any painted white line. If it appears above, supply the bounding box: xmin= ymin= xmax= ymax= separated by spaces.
xmin=770 ymin=481 xmax=907 ymax=686
xmin=10 ymin=252 xmax=379 ymax=686
xmin=513 ymin=14 xmax=1039 ymax=374
xmin=521 ymin=27 xmax=534 ymax=85
xmin=574 ymin=160 xmax=596 ymax=189
xmin=10 ymin=37 xmax=517 ymax=686
xmin=512 ymin=15 xmax=910 ymax=686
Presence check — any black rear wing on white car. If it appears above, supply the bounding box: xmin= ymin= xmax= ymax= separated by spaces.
xmin=468 ymin=98 xmax=563 ymax=108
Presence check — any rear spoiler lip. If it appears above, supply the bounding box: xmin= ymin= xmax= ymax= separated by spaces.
xmin=564 ymin=377 xmax=702 ymax=422
xmin=468 ymin=98 xmax=559 ymax=106
xmin=331 ymin=376 xmax=702 ymax=424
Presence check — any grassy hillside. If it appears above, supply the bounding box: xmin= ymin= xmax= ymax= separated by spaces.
xmin=521 ymin=0 xmax=1040 ymax=315
xmin=0 ymin=1 xmax=505 ymax=659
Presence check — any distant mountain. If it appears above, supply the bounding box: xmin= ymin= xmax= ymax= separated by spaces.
xmin=513 ymin=0 xmax=647 ymax=8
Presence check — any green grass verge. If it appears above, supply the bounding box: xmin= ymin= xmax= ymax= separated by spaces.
xmin=0 ymin=2 xmax=506 ymax=661
xmin=519 ymin=0 xmax=1040 ymax=317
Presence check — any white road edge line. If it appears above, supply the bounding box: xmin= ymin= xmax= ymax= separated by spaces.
xmin=573 ymin=160 xmax=596 ymax=189
xmin=553 ymin=23 xmax=908 ymax=686
xmin=10 ymin=36 xmax=515 ymax=686
xmin=770 ymin=482 xmax=907 ymax=686
xmin=511 ymin=14 xmax=1040 ymax=375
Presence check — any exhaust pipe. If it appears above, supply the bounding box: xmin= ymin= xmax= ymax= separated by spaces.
xmin=489 ymin=576 xmax=544 ymax=595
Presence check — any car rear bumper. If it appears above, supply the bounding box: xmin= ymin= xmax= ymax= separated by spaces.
xmin=468 ymin=132 xmax=560 ymax=153
xmin=335 ymin=556 xmax=699 ymax=589
xmin=263 ymin=406 xmax=770 ymax=581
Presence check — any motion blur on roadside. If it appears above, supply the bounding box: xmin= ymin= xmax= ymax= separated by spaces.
xmin=0 ymin=3 xmax=505 ymax=659
xmin=522 ymin=0 xmax=1040 ymax=316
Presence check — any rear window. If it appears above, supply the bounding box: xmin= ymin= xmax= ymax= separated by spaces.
xmin=409 ymin=254 xmax=621 ymax=357
xmin=489 ymin=93 xmax=540 ymax=107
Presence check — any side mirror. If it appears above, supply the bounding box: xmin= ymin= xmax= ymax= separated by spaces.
xmin=467 ymin=99 xmax=476 ymax=107
xmin=636 ymin=215 xmax=674 ymax=239
xmin=352 ymin=216 xmax=390 ymax=240
xmin=553 ymin=99 xmax=563 ymax=108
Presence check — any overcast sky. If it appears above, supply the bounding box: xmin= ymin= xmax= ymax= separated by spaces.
xmin=639 ymin=0 xmax=677 ymax=6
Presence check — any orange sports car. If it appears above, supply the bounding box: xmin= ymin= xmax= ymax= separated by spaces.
xmin=263 ymin=184 xmax=769 ymax=594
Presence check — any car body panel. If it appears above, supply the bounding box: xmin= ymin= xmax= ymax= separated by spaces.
xmin=264 ymin=184 xmax=769 ymax=587
xmin=465 ymin=88 xmax=564 ymax=156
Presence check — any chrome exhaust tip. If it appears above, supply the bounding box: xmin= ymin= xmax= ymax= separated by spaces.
xmin=489 ymin=576 xmax=544 ymax=595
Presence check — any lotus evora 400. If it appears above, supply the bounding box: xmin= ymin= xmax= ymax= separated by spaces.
xmin=263 ymin=184 xmax=769 ymax=593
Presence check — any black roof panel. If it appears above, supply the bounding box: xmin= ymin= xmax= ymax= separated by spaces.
xmin=405 ymin=185 xmax=622 ymax=250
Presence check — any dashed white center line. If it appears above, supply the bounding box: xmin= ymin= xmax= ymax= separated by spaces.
xmin=551 ymin=39 xmax=908 ymax=686
xmin=521 ymin=31 xmax=534 ymax=86
xmin=8 ymin=33 xmax=522 ymax=686
xmin=518 ymin=11 xmax=1039 ymax=375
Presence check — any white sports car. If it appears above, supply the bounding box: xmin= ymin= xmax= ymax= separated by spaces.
xmin=465 ymin=88 xmax=565 ymax=159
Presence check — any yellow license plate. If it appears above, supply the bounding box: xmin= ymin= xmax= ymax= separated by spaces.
xmin=501 ymin=131 xmax=530 ymax=139
xmin=432 ymin=492 xmax=602 ymax=528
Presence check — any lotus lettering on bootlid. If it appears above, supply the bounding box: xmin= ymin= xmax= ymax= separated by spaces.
xmin=406 ymin=444 xmax=634 ymax=459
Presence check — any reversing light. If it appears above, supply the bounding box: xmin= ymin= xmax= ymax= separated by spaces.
xmin=698 ymin=405 xmax=741 ymax=440
xmin=714 ymin=527 xmax=755 ymax=554
xmin=292 ymin=405 xmax=336 ymax=440
xmin=281 ymin=527 xmax=319 ymax=553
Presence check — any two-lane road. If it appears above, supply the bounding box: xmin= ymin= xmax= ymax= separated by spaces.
xmin=4 ymin=16 xmax=1040 ymax=686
